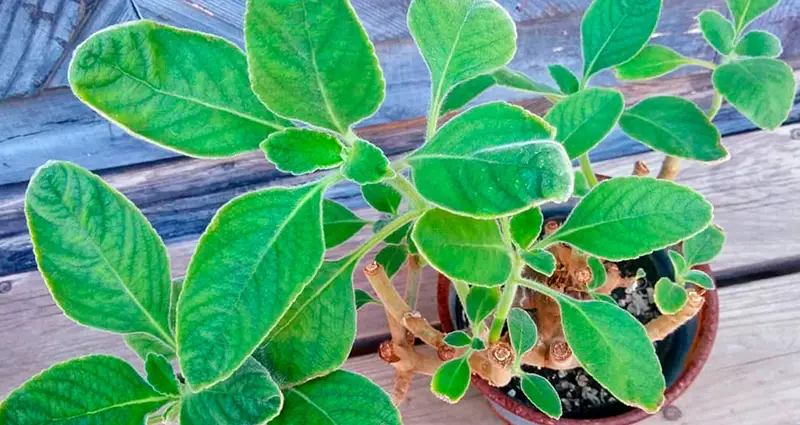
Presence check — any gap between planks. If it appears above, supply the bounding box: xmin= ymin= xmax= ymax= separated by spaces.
xmin=1 ymin=124 xmax=799 ymax=397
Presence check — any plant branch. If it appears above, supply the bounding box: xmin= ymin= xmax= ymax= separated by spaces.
xmin=386 ymin=173 xmax=427 ymax=211
xmin=404 ymin=255 xmax=423 ymax=310
xmin=488 ymin=279 xmax=518 ymax=343
xmin=426 ymin=96 xmax=442 ymax=140
xmin=657 ymin=156 xmax=681 ymax=180
xmin=579 ymin=154 xmax=598 ymax=187
xmin=352 ymin=209 xmax=425 ymax=260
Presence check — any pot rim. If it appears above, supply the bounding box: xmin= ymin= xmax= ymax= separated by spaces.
xmin=436 ymin=263 xmax=719 ymax=425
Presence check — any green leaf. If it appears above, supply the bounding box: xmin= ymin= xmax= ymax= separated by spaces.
xmin=472 ymin=338 xmax=487 ymax=351
xmin=573 ymin=171 xmax=591 ymax=197
xmin=375 ymin=220 xmax=412 ymax=245
xmin=26 ymin=161 xmax=172 ymax=344
xmin=342 ymin=139 xmax=394 ymax=184
xmin=558 ymin=299 xmax=665 ymax=412
xmin=181 ymin=358 xmax=282 ymax=425
xmin=520 ymin=373 xmax=562 ymax=419
xmin=507 ymin=308 xmax=538 ymax=361
xmin=145 ymin=353 xmax=180 ymax=396
xmin=698 ymin=10 xmax=736 ymax=55
xmin=252 ymin=257 xmax=357 ymax=387
xmin=431 ymin=356 xmax=472 ymax=404
xmin=125 ymin=333 xmax=175 ymax=361
xmin=272 ymin=370 xmax=401 ymax=425
xmin=69 ymin=20 xmax=289 ymax=157
xmin=441 ymin=74 xmax=497 ymax=115
xmin=619 ymin=96 xmax=727 ymax=162
xmin=684 ymin=269 xmax=716 ymax=290
xmin=682 ymin=224 xmax=726 ymax=266
xmin=466 ymin=286 xmax=501 ymax=325
xmin=587 ymin=257 xmax=607 ymax=290
xmin=735 ymin=30 xmax=783 ymax=58
xmin=362 ymin=183 xmax=402 ymax=215
xmin=668 ymin=250 xmax=687 ymax=276
xmin=510 ymin=207 xmax=544 ymax=250
xmin=262 ymin=129 xmax=344 ymax=175
xmin=413 ymin=209 xmax=512 ymax=286
xmin=376 ymin=244 xmax=409 ymax=278
xmin=545 ymin=177 xmax=713 ymax=261
xmin=168 ymin=278 xmax=183 ymax=334
xmin=492 ymin=68 xmax=561 ymax=96
xmin=615 ymin=45 xmax=694 ymax=80
xmin=548 ymin=64 xmax=580 ymax=95
xmin=654 ymin=277 xmax=688 ymax=314
xmin=713 ymin=58 xmax=796 ymax=130
xmin=581 ymin=0 xmax=662 ymax=79
xmin=177 ymin=182 xmax=326 ymax=389
xmin=444 ymin=331 xmax=473 ymax=348
xmin=355 ymin=289 xmax=382 ymax=309
xmin=408 ymin=0 xmax=516 ymax=114
xmin=409 ymin=102 xmax=572 ymax=218
xmin=545 ymin=88 xmax=625 ymax=160
xmin=0 ymin=355 xmax=171 ymax=425
xmin=728 ymin=0 xmax=780 ymax=33
xmin=521 ymin=249 xmax=557 ymax=277
xmin=323 ymin=199 xmax=367 ymax=250
xmin=245 ymin=0 xmax=384 ymax=134
xmin=591 ymin=292 xmax=617 ymax=304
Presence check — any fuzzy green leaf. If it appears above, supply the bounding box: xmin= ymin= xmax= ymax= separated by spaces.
xmin=668 ymin=250 xmax=687 ymax=276
xmin=272 ymin=370 xmax=401 ymax=425
xmin=492 ymin=68 xmax=561 ymax=96
xmin=444 ymin=331 xmax=473 ymax=348
xmin=615 ymin=45 xmax=694 ymax=81
xmin=728 ymin=0 xmax=780 ymax=33
xmin=581 ymin=0 xmax=662 ymax=79
xmin=735 ymin=30 xmax=783 ymax=58
xmin=145 ymin=353 xmax=180 ymax=396
xmin=431 ymin=356 xmax=472 ymax=404
xmin=253 ymin=257 xmax=357 ymax=387
xmin=520 ymin=373 xmax=562 ymax=419
xmin=413 ymin=209 xmax=512 ymax=286
xmin=698 ymin=10 xmax=736 ymax=55
xmin=573 ymin=171 xmax=592 ymax=197
xmin=181 ymin=358 xmax=282 ymax=425
xmin=26 ymin=161 xmax=172 ymax=345
xmin=376 ymin=244 xmax=409 ymax=278
xmin=262 ymin=129 xmax=344 ymax=175
xmin=408 ymin=0 xmax=516 ymax=115
xmin=168 ymin=278 xmax=183 ymax=334
xmin=374 ymin=220 xmax=412 ymax=245
xmin=125 ymin=334 xmax=175 ymax=361
xmin=245 ymin=0 xmax=384 ymax=134
xmin=713 ymin=58 xmax=796 ymax=130
xmin=323 ymin=199 xmax=367 ymax=250
xmin=466 ymin=286 xmax=501 ymax=325
xmin=441 ymin=74 xmax=497 ymax=114
xmin=545 ymin=88 xmax=625 ymax=160
xmin=69 ymin=21 xmax=289 ymax=157
xmin=620 ymin=96 xmax=727 ymax=162
xmin=355 ymin=289 xmax=382 ymax=309
xmin=545 ymin=177 xmax=713 ymax=261
xmin=0 ymin=355 xmax=171 ymax=425
xmin=177 ymin=183 xmax=326 ymax=389
xmin=472 ymin=338 xmax=487 ymax=351
xmin=591 ymin=292 xmax=617 ymax=304
xmin=507 ymin=308 xmax=538 ymax=361
xmin=362 ymin=183 xmax=403 ymax=215
xmin=654 ymin=277 xmax=688 ymax=314
xmin=558 ymin=299 xmax=665 ymax=412
xmin=342 ymin=140 xmax=394 ymax=184
xmin=548 ymin=65 xmax=580 ymax=95
xmin=409 ymin=102 xmax=572 ymax=218
xmin=521 ymin=249 xmax=557 ymax=276
xmin=510 ymin=207 xmax=544 ymax=250
xmin=587 ymin=257 xmax=607 ymax=290
xmin=684 ymin=269 xmax=716 ymax=290
xmin=682 ymin=224 xmax=726 ymax=266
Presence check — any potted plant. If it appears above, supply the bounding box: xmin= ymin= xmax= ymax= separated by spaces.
xmin=0 ymin=0 xmax=794 ymax=424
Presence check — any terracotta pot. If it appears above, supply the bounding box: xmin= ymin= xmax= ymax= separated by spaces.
xmin=437 ymin=261 xmax=719 ymax=425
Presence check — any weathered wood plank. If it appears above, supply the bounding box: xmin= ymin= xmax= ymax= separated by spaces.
xmin=0 ymin=0 xmax=138 ymax=99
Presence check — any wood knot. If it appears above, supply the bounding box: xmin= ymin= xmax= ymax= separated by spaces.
xmin=549 ymin=338 xmax=573 ymax=364
xmin=437 ymin=345 xmax=456 ymax=361
xmin=0 ymin=281 xmax=12 ymax=294
xmin=633 ymin=160 xmax=650 ymax=176
xmin=575 ymin=267 xmax=592 ymax=285
xmin=490 ymin=342 xmax=514 ymax=367
xmin=379 ymin=341 xmax=401 ymax=363
xmin=544 ymin=220 xmax=561 ymax=235
xmin=364 ymin=262 xmax=382 ymax=276
xmin=686 ymin=288 xmax=705 ymax=307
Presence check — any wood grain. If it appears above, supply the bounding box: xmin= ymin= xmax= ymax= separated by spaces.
xmin=0 ymin=0 xmax=138 ymax=99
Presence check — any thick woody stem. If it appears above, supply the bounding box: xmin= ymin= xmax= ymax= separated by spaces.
xmin=658 ymin=156 xmax=680 ymax=180
xmin=405 ymin=255 xmax=423 ymax=310
xmin=646 ymin=288 xmax=705 ymax=341
xmin=633 ymin=160 xmax=650 ymax=176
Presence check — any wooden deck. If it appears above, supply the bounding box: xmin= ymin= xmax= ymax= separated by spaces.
xmin=2 ymin=1 xmax=800 ymax=423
